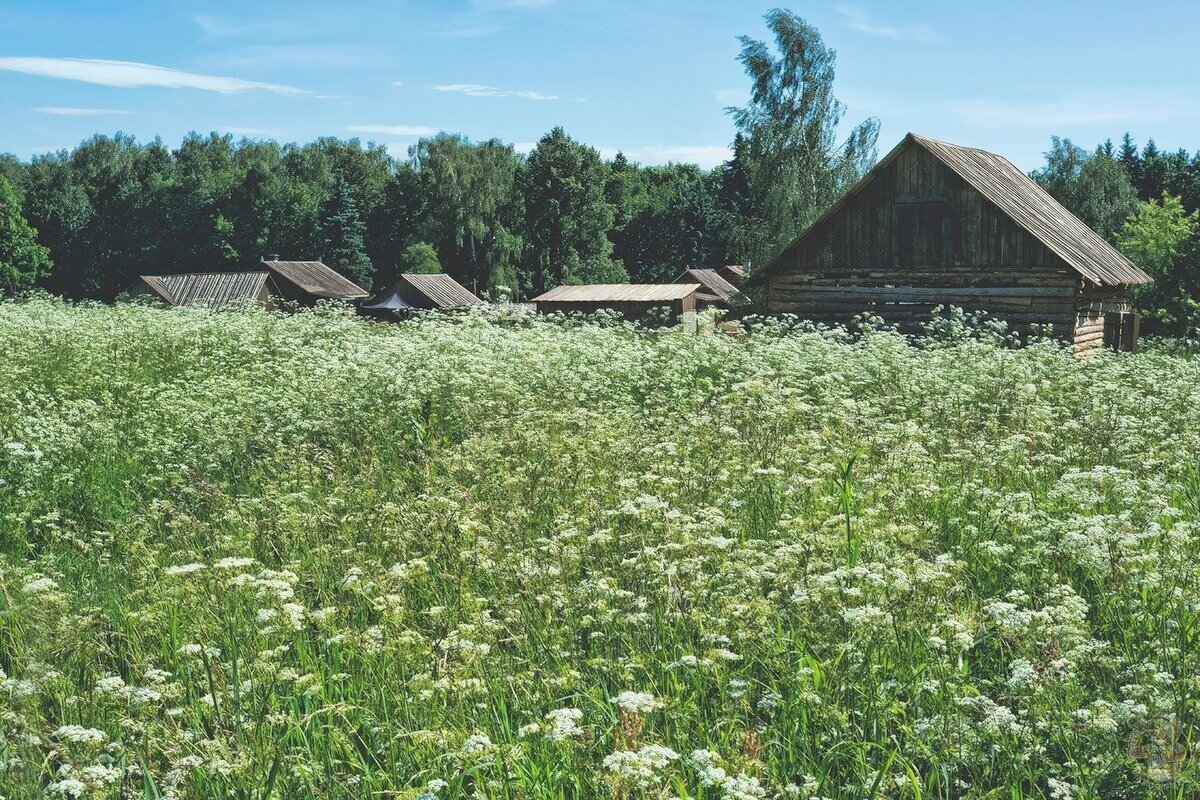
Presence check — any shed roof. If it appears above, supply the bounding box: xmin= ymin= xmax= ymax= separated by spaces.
xmin=260 ymin=260 xmax=369 ymax=299
xmin=753 ymin=132 xmax=1152 ymax=288
xmin=137 ymin=272 xmax=271 ymax=310
xmin=533 ymin=284 xmax=700 ymax=303
xmin=674 ymin=268 xmax=741 ymax=304
xmin=400 ymin=273 xmax=484 ymax=308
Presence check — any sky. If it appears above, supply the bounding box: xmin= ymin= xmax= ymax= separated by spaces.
xmin=2 ymin=0 xmax=1199 ymax=172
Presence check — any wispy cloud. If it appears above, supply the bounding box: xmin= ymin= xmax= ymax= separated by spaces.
xmin=433 ymin=83 xmax=558 ymax=101
xmin=32 ymin=106 xmax=135 ymax=116
xmin=0 ymin=57 xmax=308 ymax=95
xmin=598 ymin=144 xmax=732 ymax=169
xmin=346 ymin=124 xmax=441 ymax=137
xmin=834 ymin=6 xmax=940 ymax=43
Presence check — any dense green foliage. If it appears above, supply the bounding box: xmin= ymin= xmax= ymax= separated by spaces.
xmin=0 ymin=175 xmax=51 ymax=296
xmin=2 ymin=299 xmax=1199 ymax=798
xmin=319 ymin=173 xmax=374 ymax=288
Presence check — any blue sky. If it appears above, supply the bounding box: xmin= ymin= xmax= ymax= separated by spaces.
xmin=2 ymin=0 xmax=1198 ymax=171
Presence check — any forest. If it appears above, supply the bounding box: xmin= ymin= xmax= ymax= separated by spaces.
xmin=0 ymin=9 xmax=1198 ymax=338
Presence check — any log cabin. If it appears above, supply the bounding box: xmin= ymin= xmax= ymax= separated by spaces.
xmin=750 ymin=133 xmax=1153 ymax=353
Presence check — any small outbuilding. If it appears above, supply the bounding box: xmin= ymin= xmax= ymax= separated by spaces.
xmin=750 ymin=132 xmax=1153 ymax=352
xmin=259 ymin=259 xmax=369 ymax=304
xmin=532 ymin=284 xmax=699 ymax=321
xmin=716 ymin=265 xmax=748 ymax=286
xmin=673 ymin=268 xmax=742 ymax=310
xmin=360 ymin=273 xmax=483 ymax=315
xmin=125 ymin=272 xmax=278 ymax=310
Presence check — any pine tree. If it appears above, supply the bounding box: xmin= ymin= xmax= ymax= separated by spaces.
xmin=0 ymin=175 xmax=52 ymax=295
xmin=319 ymin=173 xmax=374 ymax=289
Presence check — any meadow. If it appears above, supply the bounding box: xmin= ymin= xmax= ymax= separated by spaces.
xmin=1 ymin=298 xmax=1198 ymax=799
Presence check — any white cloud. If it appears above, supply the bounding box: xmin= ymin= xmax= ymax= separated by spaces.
xmin=32 ymin=106 xmax=134 ymax=116
xmin=346 ymin=124 xmax=441 ymax=137
xmin=0 ymin=57 xmax=308 ymax=95
xmin=598 ymin=145 xmax=732 ymax=169
xmin=434 ymin=83 xmax=558 ymax=101
xmin=834 ymin=6 xmax=940 ymax=43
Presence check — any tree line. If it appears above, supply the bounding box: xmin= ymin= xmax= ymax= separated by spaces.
xmin=0 ymin=10 xmax=878 ymax=302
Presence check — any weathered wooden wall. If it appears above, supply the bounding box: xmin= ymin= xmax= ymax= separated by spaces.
xmin=765 ymin=140 xmax=1085 ymax=336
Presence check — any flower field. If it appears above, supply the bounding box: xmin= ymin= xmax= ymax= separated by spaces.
xmin=1 ymin=298 xmax=1199 ymax=799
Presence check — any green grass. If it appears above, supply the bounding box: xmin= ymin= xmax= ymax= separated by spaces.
xmin=1 ymin=297 xmax=1199 ymax=799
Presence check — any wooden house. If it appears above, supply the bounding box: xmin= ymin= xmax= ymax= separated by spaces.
xmin=360 ymin=273 xmax=483 ymax=315
xmin=673 ymin=268 xmax=742 ymax=310
xmin=259 ymin=260 xmax=369 ymax=304
xmin=532 ymin=284 xmax=699 ymax=321
xmin=125 ymin=272 xmax=278 ymax=310
xmin=750 ymin=133 xmax=1153 ymax=352
xmin=716 ymin=265 xmax=748 ymax=286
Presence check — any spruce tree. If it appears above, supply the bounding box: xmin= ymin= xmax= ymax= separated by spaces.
xmin=0 ymin=175 xmax=52 ymax=295
xmin=320 ymin=173 xmax=374 ymax=289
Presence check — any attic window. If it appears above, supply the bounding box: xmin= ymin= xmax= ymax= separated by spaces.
xmin=893 ymin=200 xmax=946 ymax=268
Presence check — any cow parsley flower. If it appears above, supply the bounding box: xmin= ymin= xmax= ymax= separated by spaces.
xmin=603 ymin=744 xmax=679 ymax=788
xmin=611 ymin=690 xmax=660 ymax=713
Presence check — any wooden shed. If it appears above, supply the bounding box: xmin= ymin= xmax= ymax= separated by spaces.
xmin=360 ymin=273 xmax=483 ymax=315
xmin=125 ymin=272 xmax=278 ymax=310
xmin=532 ymin=284 xmax=699 ymax=321
xmin=259 ymin=260 xmax=369 ymax=304
xmin=673 ymin=268 xmax=742 ymax=310
xmin=751 ymin=133 xmax=1153 ymax=352
xmin=716 ymin=265 xmax=748 ymax=287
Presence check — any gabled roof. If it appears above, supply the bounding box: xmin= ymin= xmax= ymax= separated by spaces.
xmin=137 ymin=272 xmax=271 ymax=310
xmin=674 ymin=268 xmax=741 ymax=304
xmin=260 ymin=260 xmax=369 ymax=299
xmin=753 ymin=132 xmax=1152 ymax=288
xmin=533 ymin=284 xmax=700 ymax=303
xmin=399 ymin=273 xmax=483 ymax=308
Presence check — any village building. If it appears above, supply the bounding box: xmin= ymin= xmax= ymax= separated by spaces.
xmin=360 ymin=273 xmax=483 ymax=315
xmin=124 ymin=272 xmax=279 ymax=310
xmin=673 ymin=268 xmax=742 ymax=310
xmin=716 ymin=265 xmax=748 ymax=286
xmin=532 ymin=284 xmax=700 ymax=321
xmin=259 ymin=259 xmax=369 ymax=304
xmin=750 ymin=133 xmax=1153 ymax=352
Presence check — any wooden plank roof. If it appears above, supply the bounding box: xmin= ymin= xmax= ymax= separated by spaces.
xmin=753 ymin=132 xmax=1152 ymax=288
xmin=400 ymin=273 xmax=483 ymax=308
xmin=137 ymin=272 xmax=270 ymax=310
xmin=674 ymin=268 xmax=741 ymax=304
xmin=533 ymin=284 xmax=700 ymax=303
xmin=260 ymin=260 xmax=369 ymax=299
